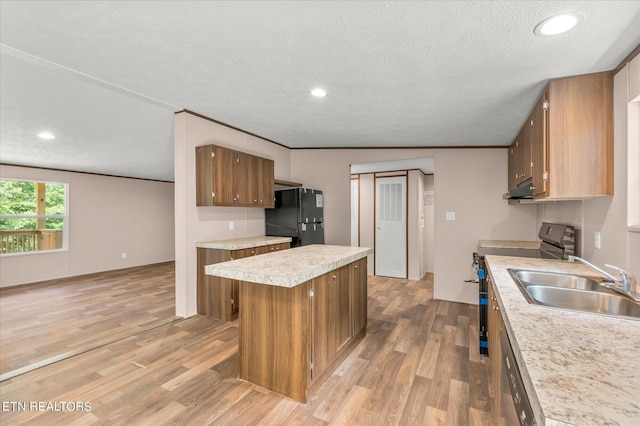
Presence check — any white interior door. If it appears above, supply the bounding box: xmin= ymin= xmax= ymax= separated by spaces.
xmin=375 ymin=176 xmax=407 ymax=278
xmin=350 ymin=179 xmax=359 ymax=246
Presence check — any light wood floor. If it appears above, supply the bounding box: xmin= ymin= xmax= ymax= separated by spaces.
xmin=0 ymin=262 xmax=177 ymax=379
xmin=0 ymin=268 xmax=492 ymax=425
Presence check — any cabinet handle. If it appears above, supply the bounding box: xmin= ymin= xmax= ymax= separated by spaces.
xmin=354 ymin=265 xmax=359 ymax=269
xmin=332 ymin=274 xmax=337 ymax=280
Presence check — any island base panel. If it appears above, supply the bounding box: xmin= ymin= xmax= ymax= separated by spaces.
xmin=238 ymin=281 xmax=310 ymax=403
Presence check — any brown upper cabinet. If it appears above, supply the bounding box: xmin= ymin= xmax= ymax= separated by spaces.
xmin=508 ymin=122 xmax=532 ymax=189
xmin=508 ymin=71 xmax=613 ymax=200
xmin=196 ymin=144 xmax=275 ymax=207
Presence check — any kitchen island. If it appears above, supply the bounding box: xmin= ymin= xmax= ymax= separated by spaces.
xmin=206 ymin=244 xmax=372 ymax=403
xmin=485 ymin=255 xmax=639 ymax=426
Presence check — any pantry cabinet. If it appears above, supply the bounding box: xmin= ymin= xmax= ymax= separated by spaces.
xmin=508 ymin=71 xmax=613 ymax=200
xmin=196 ymin=144 xmax=275 ymax=207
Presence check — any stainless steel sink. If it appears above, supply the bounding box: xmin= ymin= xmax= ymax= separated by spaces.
xmin=512 ymin=270 xmax=606 ymax=292
xmin=508 ymin=269 xmax=640 ymax=319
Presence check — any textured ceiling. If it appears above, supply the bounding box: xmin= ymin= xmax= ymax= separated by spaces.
xmin=1 ymin=1 xmax=639 ymax=181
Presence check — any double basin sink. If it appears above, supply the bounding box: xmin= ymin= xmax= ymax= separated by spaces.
xmin=508 ymin=269 xmax=640 ymax=319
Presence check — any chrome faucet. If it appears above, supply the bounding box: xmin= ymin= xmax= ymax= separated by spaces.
xmin=567 ymin=255 xmax=639 ymax=301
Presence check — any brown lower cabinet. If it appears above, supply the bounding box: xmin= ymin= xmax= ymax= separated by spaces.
xmin=197 ymin=242 xmax=290 ymax=321
xmin=488 ymin=276 xmax=501 ymax=421
xmin=489 ymin=274 xmax=516 ymax=425
xmin=238 ymin=259 xmax=368 ymax=403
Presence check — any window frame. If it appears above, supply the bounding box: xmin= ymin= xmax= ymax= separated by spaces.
xmin=628 ymin=94 xmax=640 ymax=233
xmin=0 ymin=178 xmax=69 ymax=256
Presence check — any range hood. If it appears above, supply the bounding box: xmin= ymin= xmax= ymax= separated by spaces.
xmin=507 ymin=179 xmax=533 ymax=199
xmin=504 ymin=179 xmax=534 ymax=202
xmin=508 ymin=181 xmax=533 ymax=198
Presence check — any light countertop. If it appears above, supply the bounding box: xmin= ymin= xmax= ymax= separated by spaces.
xmin=205 ymin=244 xmax=372 ymax=288
xmin=196 ymin=236 xmax=292 ymax=250
xmin=485 ymin=255 xmax=640 ymax=426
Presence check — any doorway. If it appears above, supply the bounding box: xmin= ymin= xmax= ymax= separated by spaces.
xmin=375 ymin=175 xmax=407 ymax=278
xmin=350 ymin=157 xmax=434 ymax=280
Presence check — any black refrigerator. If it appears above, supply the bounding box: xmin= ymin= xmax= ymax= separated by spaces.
xmin=265 ymin=188 xmax=324 ymax=247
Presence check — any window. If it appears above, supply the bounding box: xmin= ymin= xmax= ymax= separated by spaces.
xmin=0 ymin=179 xmax=67 ymax=254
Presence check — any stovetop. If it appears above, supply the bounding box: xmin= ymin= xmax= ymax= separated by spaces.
xmin=475 ymin=222 xmax=575 ymax=261
xmin=476 ymin=245 xmax=542 ymax=258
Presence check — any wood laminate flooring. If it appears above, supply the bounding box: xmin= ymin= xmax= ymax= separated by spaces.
xmin=0 ymin=268 xmax=492 ymax=425
xmin=0 ymin=262 xmax=177 ymax=380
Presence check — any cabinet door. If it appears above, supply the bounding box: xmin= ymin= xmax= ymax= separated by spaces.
xmin=488 ymin=276 xmax=502 ymax=421
xmin=230 ymin=249 xmax=252 ymax=315
xmin=255 ymin=245 xmax=271 ymax=255
xmin=234 ymin=152 xmax=250 ymax=205
xmin=276 ymin=242 xmax=290 ymax=251
xmin=520 ymin=115 xmax=532 ymax=184
xmin=245 ymin=154 xmax=260 ymax=206
xmin=214 ymin=146 xmax=237 ymax=205
xmin=531 ymin=92 xmax=548 ymax=197
xmin=311 ymin=265 xmax=351 ymax=380
xmin=197 ymin=248 xmax=237 ymax=320
xmin=258 ymin=157 xmax=275 ymax=207
xmin=196 ymin=145 xmax=214 ymax=206
xmin=265 ymin=242 xmax=289 ymax=254
xmin=507 ymin=141 xmax=517 ymax=191
xmin=351 ymin=258 xmax=367 ymax=336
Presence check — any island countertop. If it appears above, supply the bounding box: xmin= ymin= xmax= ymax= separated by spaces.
xmin=485 ymin=255 xmax=640 ymax=426
xmin=205 ymin=244 xmax=372 ymax=288
xmin=196 ymin=236 xmax=291 ymax=250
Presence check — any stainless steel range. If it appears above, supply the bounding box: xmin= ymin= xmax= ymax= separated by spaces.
xmin=472 ymin=222 xmax=575 ymax=356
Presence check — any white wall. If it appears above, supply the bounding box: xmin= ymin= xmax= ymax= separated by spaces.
xmin=359 ymin=174 xmax=375 ymax=275
xmin=540 ymin=61 xmax=640 ymax=279
xmin=290 ymin=148 xmax=538 ymax=304
xmin=0 ymin=165 xmax=175 ymax=287
xmin=174 ymin=111 xmax=291 ymax=317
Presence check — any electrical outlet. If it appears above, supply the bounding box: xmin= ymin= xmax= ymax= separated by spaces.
xmin=446 ymin=212 xmax=456 ymax=221
xmin=229 ymin=221 xmax=235 ymax=231
xmin=121 ymin=252 xmax=127 ymax=259
xmin=594 ymin=231 xmax=601 ymax=249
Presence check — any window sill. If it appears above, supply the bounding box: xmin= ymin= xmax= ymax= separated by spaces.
xmin=0 ymin=248 xmax=68 ymax=257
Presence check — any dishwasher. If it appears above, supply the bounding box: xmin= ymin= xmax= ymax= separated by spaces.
xmin=500 ymin=327 xmax=537 ymax=426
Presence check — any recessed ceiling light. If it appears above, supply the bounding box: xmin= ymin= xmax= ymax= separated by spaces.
xmin=310 ymin=88 xmax=327 ymax=97
xmin=534 ymin=13 xmax=582 ymax=36
xmin=37 ymin=132 xmax=55 ymax=140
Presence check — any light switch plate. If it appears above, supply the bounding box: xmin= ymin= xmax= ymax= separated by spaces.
xmin=229 ymin=221 xmax=235 ymax=231
xmin=446 ymin=212 xmax=456 ymax=221
xmin=595 ymin=231 xmax=601 ymax=249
